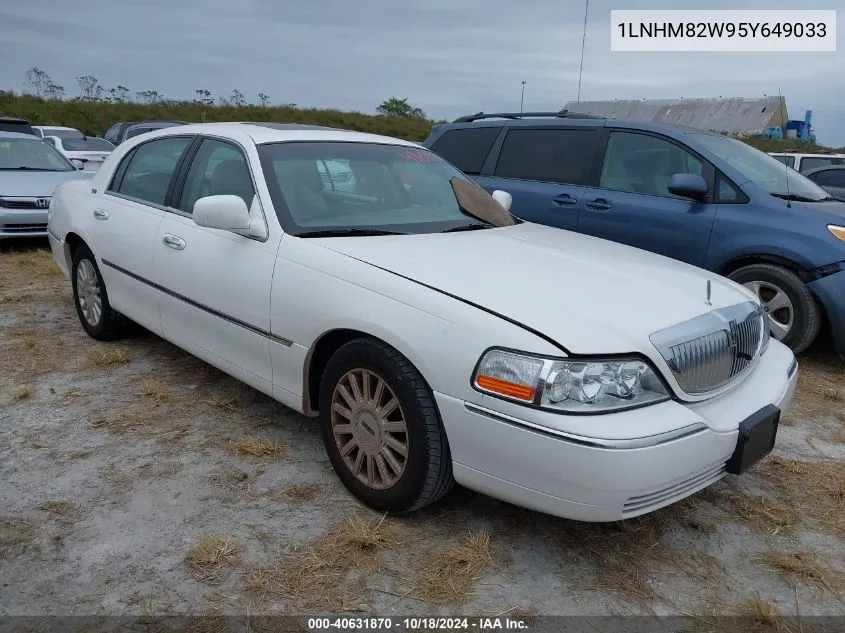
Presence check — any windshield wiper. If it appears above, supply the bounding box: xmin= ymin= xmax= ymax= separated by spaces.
xmin=0 ymin=167 xmax=65 ymax=171
xmin=770 ymin=193 xmax=830 ymax=203
xmin=441 ymin=223 xmax=493 ymax=233
xmin=296 ymin=228 xmax=408 ymax=238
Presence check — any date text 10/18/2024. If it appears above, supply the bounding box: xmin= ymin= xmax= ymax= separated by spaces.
xmin=307 ymin=617 xmax=530 ymax=631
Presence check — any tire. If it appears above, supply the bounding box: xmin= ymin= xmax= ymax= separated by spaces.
xmin=318 ymin=337 xmax=454 ymax=513
xmin=728 ymin=263 xmax=821 ymax=354
xmin=71 ymin=244 xmax=129 ymax=341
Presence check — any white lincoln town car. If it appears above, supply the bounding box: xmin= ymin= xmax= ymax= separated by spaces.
xmin=47 ymin=123 xmax=798 ymax=521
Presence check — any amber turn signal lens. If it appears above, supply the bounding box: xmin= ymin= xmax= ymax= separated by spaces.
xmin=475 ymin=375 xmax=535 ymax=402
xmin=828 ymin=225 xmax=845 ymax=241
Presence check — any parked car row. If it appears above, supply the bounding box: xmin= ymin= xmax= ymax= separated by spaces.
xmin=422 ymin=111 xmax=845 ymax=358
xmin=46 ymin=122 xmax=798 ymax=523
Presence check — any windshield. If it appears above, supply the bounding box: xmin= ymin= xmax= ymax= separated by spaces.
xmin=0 ymin=137 xmax=74 ymax=171
xmin=693 ymin=134 xmax=831 ymax=201
xmin=258 ymin=141 xmax=515 ymax=235
xmin=62 ymin=137 xmax=114 ymax=152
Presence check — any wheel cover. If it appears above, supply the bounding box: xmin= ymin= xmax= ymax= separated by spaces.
xmin=742 ymin=280 xmax=794 ymax=341
xmin=76 ymin=259 xmax=103 ymax=327
xmin=330 ymin=368 xmax=409 ymax=491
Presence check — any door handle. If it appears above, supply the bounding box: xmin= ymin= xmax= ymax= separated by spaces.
xmin=584 ymin=198 xmax=612 ymax=211
xmin=93 ymin=209 xmax=109 ymax=220
xmin=162 ymin=234 xmax=186 ymax=250
xmin=552 ymin=194 xmax=577 ymax=206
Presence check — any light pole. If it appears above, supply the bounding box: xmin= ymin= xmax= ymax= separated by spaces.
xmin=520 ymin=81 xmax=526 ymax=113
xmin=577 ymin=0 xmax=590 ymax=102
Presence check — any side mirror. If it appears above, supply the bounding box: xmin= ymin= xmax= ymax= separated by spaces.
xmin=71 ymin=159 xmax=85 ymax=170
xmin=491 ymin=189 xmax=513 ymax=212
xmin=193 ymin=195 xmax=251 ymax=231
xmin=667 ymin=173 xmax=708 ymax=200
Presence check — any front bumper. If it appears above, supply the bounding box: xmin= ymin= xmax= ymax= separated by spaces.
xmin=436 ymin=341 xmax=797 ymax=522
xmin=808 ymin=269 xmax=845 ymax=356
xmin=0 ymin=208 xmax=48 ymax=239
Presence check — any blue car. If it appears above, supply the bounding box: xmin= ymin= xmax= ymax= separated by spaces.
xmin=423 ymin=111 xmax=845 ymax=356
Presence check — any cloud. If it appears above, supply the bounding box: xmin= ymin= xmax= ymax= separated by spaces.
xmin=0 ymin=0 xmax=842 ymax=144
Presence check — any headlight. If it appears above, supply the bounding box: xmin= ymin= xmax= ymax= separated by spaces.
xmin=472 ymin=349 xmax=670 ymax=413
xmin=828 ymin=225 xmax=845 ymax=241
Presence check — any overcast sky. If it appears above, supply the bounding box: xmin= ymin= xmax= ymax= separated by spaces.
xmin=1 ymin=0 xmax=843 ymax=145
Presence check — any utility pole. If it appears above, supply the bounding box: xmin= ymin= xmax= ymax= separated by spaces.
xmin=577 ymin=0 xmax=590 ymax=102
xmin=520 ymin=81 xmax=526 ymax=113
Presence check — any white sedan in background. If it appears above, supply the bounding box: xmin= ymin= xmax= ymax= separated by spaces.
xmin=43 ymin=135 xmax=114 ymax=172
xmin=47 ymin=123 xmax=797 ymax=521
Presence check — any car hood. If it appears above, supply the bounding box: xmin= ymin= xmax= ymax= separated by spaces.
xmin=792 ymin=198 xmax=845 ymax=219
xmin=314 ymin=222 xmax=756 ymax=355
xmin=0 ymin=170 xmax=92 ymax=197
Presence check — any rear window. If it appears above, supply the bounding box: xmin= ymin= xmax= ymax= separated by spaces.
xmin=428 ymin=127 xmax=500 ymax=175
xmin=799 ymin=157 xmax=845 ymax=173
xmin=63 ymin=138 xmax=114 ymax=152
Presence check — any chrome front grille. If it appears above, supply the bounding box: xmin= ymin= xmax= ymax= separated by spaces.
xmin=0 ymin=196 xmax=51 ymax=209
xmin=650 ymin=301 xmax=768 ymax=395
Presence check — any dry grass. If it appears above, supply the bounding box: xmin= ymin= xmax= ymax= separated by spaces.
xmin=785 ymin=355 xmax=845 ymax=424
xmin=0 ymin=516 xmax=37 ymax=557
xmin=232 ymin=438 xmax=285 ymax=459
xmin=39 ymin=500 xmax=74 ymax=516
xmin=724 ymin=492 xmax=797 ymax=536
xmin=84 ymin=348 xmax=131 ymax=369
xmin=184 ymin=535 xmax=242 ymax=584
xmin=763 ymin=550 xmax=844 ymax=596
xmin=247 ymin=514 xmax=399 ymax=610
xmin=755 ymin=457 xmax=845 ymax=538
xmin=2 ymin=326 xmax=66 ymax=377
xmin=137 ymin=377 xmax=172 ymax=404
xmin=416 ymin=531 xmax=494 ymax=606
xmin=9 ymin=385 xmax=35 ymax=402
xmin=283 ymin=483 xmax=321 ymax=502
xmin=88 ymin=412 xmax=145 ymax=433
xmin=204 ymin=394 xmax=238 ymax=411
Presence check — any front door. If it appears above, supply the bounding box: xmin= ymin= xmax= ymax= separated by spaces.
xmin=152 ymin=136 xmax=280 ymax=394
xmin=475 ymin=126 xmax=598 ymax=231
xmin=89 ymin=135 xmax=195 ymax=333
xmin=577 ymin=130 xmax=718 ymax=267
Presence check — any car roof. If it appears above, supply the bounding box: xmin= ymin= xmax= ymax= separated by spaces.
xmin=0 ymin=131 xmax=41 ymax=139
xmin=138 ymin=122 xmax=421 ymax=147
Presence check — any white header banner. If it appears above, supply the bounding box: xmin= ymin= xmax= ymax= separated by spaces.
xmin=610 ymin=10 xmax=837 ymax=52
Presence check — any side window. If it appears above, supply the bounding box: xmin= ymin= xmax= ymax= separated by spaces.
xmin=428 ymin=127 xmax=500 ymax=175
xmin=494 ymin=128 xmax=596 ymax=185
xmin=109 ymin=136 xmax=192 ymax=206
xmin=177 ymin=138 xmax=255 ymax=214
xmin=800 ymin=157 xmax=845 ymax=173
xmin=104 ymin=125 xmax=120 ymax=144
xmin=600 ymin=131 xmax=705 ymax=198
xmin=715 ymin=172 xmax=747 ymax=203
xmin=811 ymin=169 xmax=845 ymax=187
xmin=771 ymin=155 xmax=795 ymax=168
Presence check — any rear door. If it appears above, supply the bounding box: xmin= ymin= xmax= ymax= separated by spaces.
xmin=577 ymin=129 xmax=718 ymax=267
xmin=474 ymin=126 xmax=598 ymax=231
xmin=89 ymin=134 xmax=196 ymax=333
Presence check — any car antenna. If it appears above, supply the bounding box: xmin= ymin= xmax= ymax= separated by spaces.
xmin=779 ymin=89 xmax=791 ymax=208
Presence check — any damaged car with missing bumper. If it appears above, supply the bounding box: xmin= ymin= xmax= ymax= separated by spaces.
xmin=46 ymin=123 xmax=797 ymax=521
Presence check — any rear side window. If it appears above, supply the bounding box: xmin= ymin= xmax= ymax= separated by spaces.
xmin=799 ymin=157 xmax=845 ymax=173
xmin=771 ymin=155 xmax=795 ymax=169
xmin=109 ymin=136 xmax=192 ymax=206
xmin=810 ymin=169 xmax=845 ymax=188
xmin=495 ymin=128 xmax=596 ymax=185
xmin=428 ymin=127 xmax=500 ymax=175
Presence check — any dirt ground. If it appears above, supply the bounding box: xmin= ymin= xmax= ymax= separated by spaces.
xmin=1 ymin=242 xmax=844 ymax=623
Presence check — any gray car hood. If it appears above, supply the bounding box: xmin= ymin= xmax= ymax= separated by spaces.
xmin=0 ymin=170 xmax=92 ymax=197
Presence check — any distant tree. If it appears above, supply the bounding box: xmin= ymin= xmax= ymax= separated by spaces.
xmin=195 ymin=89 xmax=214 ymax=106
xmin=44 ymin=83 xmax=65 ymax=100
xmin=376 ymin=97 xmax=426 ymax=119
xmin=258 ymin=92 xmax=270 ymax=107
xmin=76 ymin=75 xmax=104 ymax=101
xmin=109 ymin=85 xmax=130 ymax=102
xmin=25 ymin=67 xmax=52 ymax=97
xmin=230 ymin=89 xmax=246 ymax=107
xmin=136 ymin=89 xmax=162 ymax=104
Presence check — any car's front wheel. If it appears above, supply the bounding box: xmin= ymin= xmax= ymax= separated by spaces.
xmin=728 ymin=263 xmax=821 ymax=354
xmin=71 ymin=244 xmax=128 ymax=341
xmin=318 ymin=337 xmax=454 ymax=513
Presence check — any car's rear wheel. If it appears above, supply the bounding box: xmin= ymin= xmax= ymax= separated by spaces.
xmin=71 ymin=244 xmax=128 ymax=341
xmin=728 ymin=263 xmax=821 ymax=354
xmin=318 ymin=337 xmax=454 ymax=513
